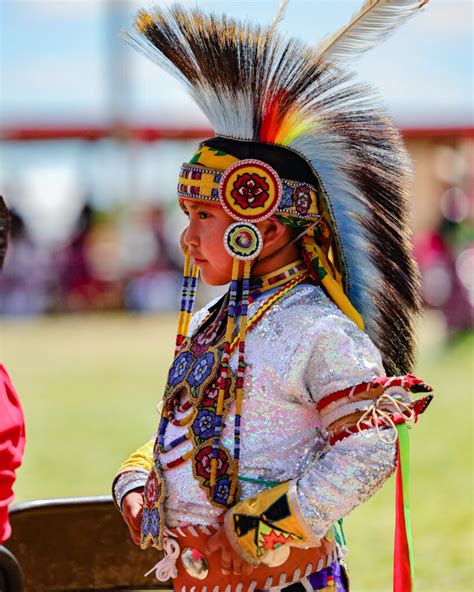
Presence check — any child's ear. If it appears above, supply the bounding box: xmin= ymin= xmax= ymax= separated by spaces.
xmin=258 ymin=219 xmax=289 ymax=246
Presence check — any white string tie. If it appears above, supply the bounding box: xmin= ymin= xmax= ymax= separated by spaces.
xmin=144 ymin=529 xmax=180 ymax=581
xmin=356 ymin=392 xmax=415 ymax=444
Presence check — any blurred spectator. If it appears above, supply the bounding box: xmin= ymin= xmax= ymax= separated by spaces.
xmin=55 ymin=203 xmax=124 ymax=312
xmin=0 ymin=209 xmax=54 ymax=316
xmin=0 ymin=197 xmax=9 ymax=266
xmin=122 ymin=205 xmax=181 ymax=312
xmin=414 ymin=173 xmax=473 ymax=337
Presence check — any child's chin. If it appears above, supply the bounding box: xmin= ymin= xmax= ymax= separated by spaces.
xmin=200 ymin=270 xmax=231 ymax=286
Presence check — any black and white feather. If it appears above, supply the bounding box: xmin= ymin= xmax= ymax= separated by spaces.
xmin=315 ymin=0 xmax=429 ymax=65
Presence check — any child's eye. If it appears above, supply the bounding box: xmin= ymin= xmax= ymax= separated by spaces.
xmin=198 ymin=211 xmax=210 ymax=219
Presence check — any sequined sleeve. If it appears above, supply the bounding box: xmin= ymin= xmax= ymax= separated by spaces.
xmin=304 ymin=312 xmax=385 ymax=402
xmin=295 ymin=313 xmax=397 ymax=537
xmin=296 ymin=430 xmax=397 ymax=538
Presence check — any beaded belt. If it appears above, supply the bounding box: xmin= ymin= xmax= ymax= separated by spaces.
xmin=146 ymin=524 xmax=338 ymax=592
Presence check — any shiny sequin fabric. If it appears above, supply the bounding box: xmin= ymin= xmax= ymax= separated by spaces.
xmin=162 ymin=284 xmax=396 ymax=527
xmin=116 ymin=284 xmax=396 ymax=529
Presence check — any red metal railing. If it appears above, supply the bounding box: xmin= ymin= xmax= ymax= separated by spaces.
xmin=1 ymin=125 xmax=473 ymax=142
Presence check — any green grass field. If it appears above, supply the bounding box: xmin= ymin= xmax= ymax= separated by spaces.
xmin=1 ymin=313 xmax=472 ymax=591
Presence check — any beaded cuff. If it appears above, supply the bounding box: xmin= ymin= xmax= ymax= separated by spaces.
xmin=114 ymin=438 xmax=155 ymax=510
xmin=317 ymin=374 xmax=433 ymax=445
xmin=113 ymin=470 xmax=148 ymax=511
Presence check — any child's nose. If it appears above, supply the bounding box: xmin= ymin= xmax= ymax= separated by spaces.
xmin=184 ymin=224 xmax=199 ymax=247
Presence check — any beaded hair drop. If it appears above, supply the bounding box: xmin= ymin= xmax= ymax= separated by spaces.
xmin=209 ymin=258 xmax=252 ymax=504
xmin=229 ymin=261 xmax=251 ymax=502
xmin=175 ymin=252 xmax=199 ymax=355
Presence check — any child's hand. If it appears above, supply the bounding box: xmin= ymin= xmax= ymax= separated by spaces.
xmin=121 ymin=490 xmax=144 ymax=545
xmin=205 ymin=526 xmax=254 ymax=576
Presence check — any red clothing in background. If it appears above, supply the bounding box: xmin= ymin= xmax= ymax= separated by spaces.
xmin=0 ymin=364 xmax=25 ymax=543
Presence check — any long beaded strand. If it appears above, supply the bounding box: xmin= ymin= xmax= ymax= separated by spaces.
xmin=209 ymin=258 xmax=241 ymax=493
xmin=184 ymin=265 xmax=199 ymax=336
xmin=229 ymin=259 xmax=251 ymax=502
xmin=175 ymin=253 xmax=191 ymax=353
xmin=175 ymin=256 xmax=199 ymax=355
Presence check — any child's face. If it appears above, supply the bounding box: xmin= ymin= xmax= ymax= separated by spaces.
xmin=181 ymin=200 xmax=236 ymax=285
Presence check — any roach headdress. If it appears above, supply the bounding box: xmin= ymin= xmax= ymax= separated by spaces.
xmin=126 ymin=0 xmax=427 ymax=376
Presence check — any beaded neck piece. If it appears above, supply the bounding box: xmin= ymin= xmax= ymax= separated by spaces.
xmin=250 ymin=259 xmax=307 ymax=294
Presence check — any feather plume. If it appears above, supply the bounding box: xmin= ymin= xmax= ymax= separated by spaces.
xmin=126 ymin=4 xmax=422 ymax=374
xmin=269 ymin=0 xmax=290 ymax=35
xmin=315 ymin=0 xmax=429 ymax=65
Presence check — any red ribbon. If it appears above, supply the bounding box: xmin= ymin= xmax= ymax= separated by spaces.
xmin=393 ymin=440 xmax=412 ymax=592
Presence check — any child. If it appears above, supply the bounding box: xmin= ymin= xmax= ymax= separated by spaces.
xmin=113 ymin=3 xmax=433 ymax=591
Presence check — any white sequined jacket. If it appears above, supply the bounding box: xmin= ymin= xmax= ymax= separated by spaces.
xmin=115 ymin=283 xmax=397 ymax=538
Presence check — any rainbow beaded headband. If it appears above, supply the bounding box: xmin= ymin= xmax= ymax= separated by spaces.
xmin=178 ymin=160 xmax=321 ymax=222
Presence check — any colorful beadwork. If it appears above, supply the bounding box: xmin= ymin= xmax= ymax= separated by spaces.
xmin=229 ymin=261 xmax=251 ymax=502
xmin=178 ymin=162 xmax=322 ymax=221
xmin=209 ymin=259 xmax=241 ymax=499
xmin=140 ymin=464 xmax=166 ymax=550
xmin=175 ymin=254 xmax=199 ymax=354
xmin=224 ymin=222 xmax=263 ymax=260
xmin=218 ymin=159 xmax=282 ymax=222
xmin=250 ymin=259 xmax=307 ymax=292
xmin=155 ymin=270 xmax=310 ymax=509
